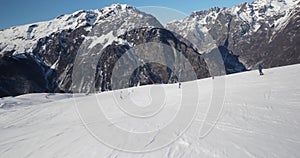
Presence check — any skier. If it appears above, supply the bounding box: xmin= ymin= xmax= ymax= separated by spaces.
xmin=179 ymin=82 xmax=181 ymax=88
xmin=258 ymin=65 xmax=264 ymax=75
xmin=120 ymin=91 xmax=123 ymax=99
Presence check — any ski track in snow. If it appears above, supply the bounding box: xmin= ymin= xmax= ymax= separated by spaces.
xmin=0 ymin=64 xmax=300 ymax=157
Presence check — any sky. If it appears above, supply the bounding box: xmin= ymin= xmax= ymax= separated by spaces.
xmin=0 ymin=0 xmax=253 ymax=30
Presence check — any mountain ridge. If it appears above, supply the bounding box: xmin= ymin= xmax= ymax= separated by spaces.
xmin=166 ymin=0 xmax=300 ymax=69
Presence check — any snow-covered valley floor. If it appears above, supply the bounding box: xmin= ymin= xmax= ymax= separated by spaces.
xmin=0 ymin=64 xmax=300 ymax=158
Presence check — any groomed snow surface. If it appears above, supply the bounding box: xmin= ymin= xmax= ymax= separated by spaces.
xmin=1 ymin=64 xmax=300 ymax=158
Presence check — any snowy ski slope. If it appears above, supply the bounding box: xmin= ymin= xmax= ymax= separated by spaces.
xmin=0 ymin=64 xmax=300 ymax=157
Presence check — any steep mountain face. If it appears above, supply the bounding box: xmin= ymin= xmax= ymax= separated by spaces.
xmin=0 ymin=54 xmax=58 ymax=97
xmin=166 ymin=0 xmax=300 ymax=70
xmin=92 ymin=27 xmax=210 ymax=92
xmin=0 ymin=4 xmax=209 ymax=97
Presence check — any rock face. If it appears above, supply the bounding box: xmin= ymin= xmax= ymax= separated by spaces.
xmin=0 ymin=54 xmax=58 ymax=97
xmin=92 ymin=27 xmax=210 ymax=92
xmin=0 ymin=0 xmax=299 ymax=97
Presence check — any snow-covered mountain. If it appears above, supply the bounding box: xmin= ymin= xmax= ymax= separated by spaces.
xmin=0 ymin=4 xmax=209 ymax=97
xmin=0 ymin=4 xmax=162 ymax=56
xmin=1 ymin=64 xmax=300 ymax=157
xmin=166 ymin=0 xmax=300 ymax=69
xmin=0 ymin=0 xmax=299 ymax=97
